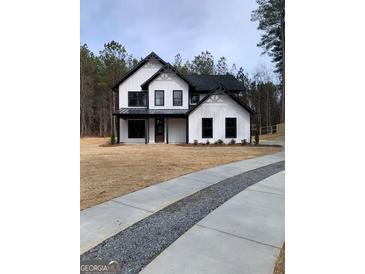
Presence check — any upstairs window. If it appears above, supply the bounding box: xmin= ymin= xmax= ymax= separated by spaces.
xmin=191 ymin=94 xmax=200 ymax=104
xmin=202 ymin=118 xmax=213 ymax=138
xmin=173 ymin=90 xmax=183 ymax=106
xmin=128 ymin=92 xmax=147 ymax=107
xmin=155 ymin=90 xmax=164 ymax=106
xmin=225 ymin=118 xmax=237 ymax=138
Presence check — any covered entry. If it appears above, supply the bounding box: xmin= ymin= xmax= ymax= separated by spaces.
xmin=113 ymin=108 xmax=189 ymax=144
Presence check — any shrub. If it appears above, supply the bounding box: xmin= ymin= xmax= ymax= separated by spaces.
xmin=230 ymin=139 xmax=236 ymax=145
xmin=241 ymin=139 xmax=247 ymax=145
xmin=254 ymin=131 xmax=260 ymax=145
xmin=193 ymin=140 xmax=198 ymax=145
xmin=215 ymin=139 xmax=223 ymax=145
xmin=110 ymin=132 xmax=116 ymax=145
xmin=206 ymin=140 xmax=210 ymax=145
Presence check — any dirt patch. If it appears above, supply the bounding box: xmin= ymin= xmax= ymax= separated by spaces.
xmin=80 ymin=138 xmax=283 ymax=210
xmin=274 ymin=243 xmax=285 ymax=274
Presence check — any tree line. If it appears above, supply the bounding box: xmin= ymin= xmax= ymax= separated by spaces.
xmin=80 ymin=0 xmax=284 ymax=137
xmin=80 ymin=43 xmax=283 ymax=137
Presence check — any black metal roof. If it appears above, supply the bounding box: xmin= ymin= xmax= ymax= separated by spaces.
xmin=112 ymin=52 xmax=167 ymax=91
xmin=114 ymin=108 xmax=189 ymax=117
xmin=185 ymin=74 xmax=245 ymax=92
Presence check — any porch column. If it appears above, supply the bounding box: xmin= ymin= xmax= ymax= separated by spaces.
xmin=166 ymin=118 xmax=169 ymax=144
xmin=147 ymin=118 xmax=149 ymax=144
xmin=116 ymin=116 xmax=120 ymax=143
xmin=186 ymin=117 xmax=189 ymax=144
xmin=145 ymin=118 xmax=148 ymax=144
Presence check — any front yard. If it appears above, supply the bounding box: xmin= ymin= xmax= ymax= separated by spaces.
xmin=80 ymin=138 xmax=283 ymax=210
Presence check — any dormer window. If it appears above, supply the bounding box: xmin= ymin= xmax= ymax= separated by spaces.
xmin=190 ymin=94 xmax=200 ymax=104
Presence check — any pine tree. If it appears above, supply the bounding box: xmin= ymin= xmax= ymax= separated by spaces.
xmin=251 ymin=0 xmax=285 ymax=122
xmin=216 ymin=57 xmax=228 ymax=75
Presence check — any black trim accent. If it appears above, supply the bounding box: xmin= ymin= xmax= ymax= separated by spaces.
xmin=166 ymin=118 xmax=169 ymax=144
xmin=187 ymin=84 xmax=256 ymax=115
xmin=112 ymin=52 xmax=167 ymax=91
xmin=154 ymin=90 xmax=164 ymax=106
xmin=186 ymin=118 xmax=189 ymax=144
xmin=173 ymin=90 xmax=183 ymax=106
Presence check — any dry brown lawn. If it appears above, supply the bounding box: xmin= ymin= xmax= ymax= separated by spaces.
xmin=80 ymin=138 xmax=283 ymax=210
xmin=273 ymin=243 xmax=285 ymax=274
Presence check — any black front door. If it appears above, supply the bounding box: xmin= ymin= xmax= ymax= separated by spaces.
xmin=155 ymin=118 xmax=164 ymax=143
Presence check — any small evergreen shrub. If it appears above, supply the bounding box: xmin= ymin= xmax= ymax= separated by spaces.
xmin=206 ymin=140 xmax=210 ymax=145
xmin=215 ymin=139 xmax=223 ymax=145
xmin=193 ymin=140 xmax=198 ymax=145
xmin=241 ymin=139 xmax=247 ymax=145
xmin=110 ymin=132 xmax=116 ymax=145
xmin=230 ymin=139 xmax=236 ymax=145
xmin=255 ymin=131 xmax=260 ymax=145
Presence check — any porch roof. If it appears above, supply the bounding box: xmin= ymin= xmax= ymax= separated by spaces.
xmin=113 ymin=108 xmax=189 ymax=118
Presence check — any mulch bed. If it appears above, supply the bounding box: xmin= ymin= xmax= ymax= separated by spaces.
xmin=178 ymin=143 xmax=282 ymax=148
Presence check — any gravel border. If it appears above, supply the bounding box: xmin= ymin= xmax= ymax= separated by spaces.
xmin=81 ymin=161 xmax=285 ymax=274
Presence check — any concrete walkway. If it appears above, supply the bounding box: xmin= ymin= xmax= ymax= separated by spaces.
xmin=140 ymin=171 xmax=285 ymax=274
xmin=81 ymin=151 xmax=284 ymax=254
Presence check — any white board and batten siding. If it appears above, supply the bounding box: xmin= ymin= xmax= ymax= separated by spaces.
xmin=188 ymin=94 xmax=250 ymax=144
xmin=167 ymin=119 xmax=186 ymax=143
xmin=148 ymin=73 xmax=189 ymax=109
xmin=118 ymin=59 xmax=163 ymax=108
xmin=118 ymin=59 xmax=162 ymax=143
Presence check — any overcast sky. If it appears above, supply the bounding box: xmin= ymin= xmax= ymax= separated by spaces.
xmin=80 ymin=0 xmax=275 ymax=79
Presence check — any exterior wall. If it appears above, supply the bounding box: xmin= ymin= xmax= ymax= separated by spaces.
xmin=188 ymin=94 xmax=250 ymax=144
xmin=119 ymin=59 xmax=163 ymax=108
xmin=148 ymin=73 xmax=189 ymax=109
xmin=119 ymin=118 xmax=145 ymax=144
xmin=167 ymin=119 xmax=186 ymax=144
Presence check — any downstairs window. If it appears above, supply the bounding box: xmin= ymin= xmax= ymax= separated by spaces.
xmin=202 ymin=118 xmax=213 ymax=138
xmin=128 ymin=120 xmax=145 ymax=138
xmin=225 ymin=118 xmax=237 ymax=138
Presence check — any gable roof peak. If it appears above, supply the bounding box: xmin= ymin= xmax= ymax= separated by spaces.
xmin=112 ymin=51 xmax=167 ymax=90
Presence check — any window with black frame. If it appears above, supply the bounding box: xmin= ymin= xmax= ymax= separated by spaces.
xmin=128 ymin=92 xmax=147 ymax=107
xmin=128 ymin=120 xmax=145 ymax=138
xmin=155 ymin=90 xmax=164 ymax=106
xmin=225 ymin=118 xmax=237 ymax=138
xmin=190 ymin=94 xmax=200 ymax=104
xmin=173 ymin=90 xmax=182 ymax=106
xmin=202 ymin=118 xmax=213 ymax=138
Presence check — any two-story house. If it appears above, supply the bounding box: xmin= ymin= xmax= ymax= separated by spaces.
xmin=112 ymin=52 xmax=255 ymax=144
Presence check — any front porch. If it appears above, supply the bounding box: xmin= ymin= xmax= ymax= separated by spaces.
xmin=114 ymin=108 xmax=188 ymax=144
